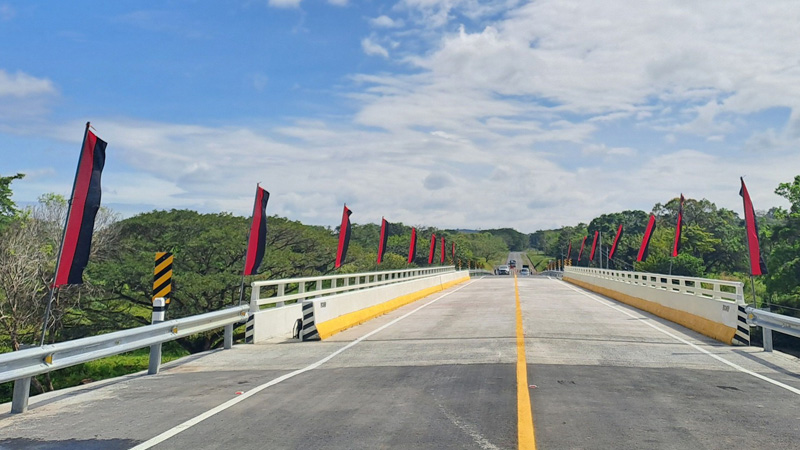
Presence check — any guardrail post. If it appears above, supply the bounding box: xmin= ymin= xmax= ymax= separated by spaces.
xmin=276 ymin=283 xmax=285 ymax=307
xmin=763 ymin=327 xmax=773 ymax=352
xmin=315 ymin=280 xmax=323 ymax=298
xmin=11 ymin=375 xmax=31 ymax=414
xmin=224 ymin=323 xmax=233 ymax=349
xmin=10 ymin=343 xmax=33 ymax=414
xmin=148 ymin=297 xmax=166 ymax=375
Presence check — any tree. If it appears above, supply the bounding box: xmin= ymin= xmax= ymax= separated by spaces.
xmin=765 ymin=176 xmax=800 ymax=311
xmin=0 ymin=173 xmax=24 ymax=231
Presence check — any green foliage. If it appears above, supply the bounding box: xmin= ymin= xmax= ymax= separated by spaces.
xmin=0 ymin=173 xmax=24 ymax=230
xmin=765 ymin=176 xmax=800 ymax=311
xmin=482 ymin=228 xmax=528 ymax=251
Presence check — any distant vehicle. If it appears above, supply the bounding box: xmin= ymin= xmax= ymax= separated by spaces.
xmin=497 ymin=265 xmax=510 ymax=275
xmin=520 ymin=268 xmax=530 ymax=276
xmin=509 ymin=259 xmax=516 ymax=269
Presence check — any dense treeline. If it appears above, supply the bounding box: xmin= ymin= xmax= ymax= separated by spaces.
xmin=0 ymin=175 xmax=508 ymax=376
xmin=529 ymin=176 xmax=800 ymax=316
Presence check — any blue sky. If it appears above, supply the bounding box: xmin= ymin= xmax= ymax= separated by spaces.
xmin=2 ymin=0 xmax=800 ymax=232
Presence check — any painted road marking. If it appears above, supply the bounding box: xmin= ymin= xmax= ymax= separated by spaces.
xmin=561 ymin=281 xmax=800 ymax=396
xmin=515 ymin=274 xmax=536 ymax=450
xmin=131 ymin=279 xmax=479 ymax=450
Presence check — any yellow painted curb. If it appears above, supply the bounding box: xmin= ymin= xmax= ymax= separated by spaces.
xmin=564 ymin=276 xmax=736 ymax=345
xmin=315 ymin=275 xmax=471 ymax=340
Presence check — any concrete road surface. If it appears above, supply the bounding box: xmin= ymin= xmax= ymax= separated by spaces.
xmin=2 ymin=276 xmax=800 ymax=449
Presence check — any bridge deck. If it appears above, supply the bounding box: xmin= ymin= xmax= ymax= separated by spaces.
xmin=2 ymin=277 xmax=800 ymax=449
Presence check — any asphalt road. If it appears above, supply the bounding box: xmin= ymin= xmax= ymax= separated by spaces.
xmin=2 ymin=276 xmax=800 ymax=449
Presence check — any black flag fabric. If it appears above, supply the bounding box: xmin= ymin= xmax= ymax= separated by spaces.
xmin=637 ymin=214 xmax=657 ymax=262
xmin=244 ymin=185 xmax=270 ymax=275
xmin=672 ymin=194 xmax=685 ymax=258
xmin=377 ymin=218 xmax=390 ymax=264
xmin=55 ymin=123 xmax=107 ymax=287
xmin=335 ymin=205 xmax=352 ymax=269
xmin=408 ymin=227 xmax=417 ymax=264
xmin=609 ymin=224 xmax=623 ymax=261
xmin=740 ymin=178 xmax=768 ymax=276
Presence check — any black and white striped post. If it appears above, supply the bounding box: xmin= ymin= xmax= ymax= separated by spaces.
xmin=148 ymin=297 xmax=166 ymax=375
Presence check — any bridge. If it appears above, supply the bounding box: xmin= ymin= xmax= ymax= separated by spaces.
xmin=2 ymin=260 xmax=800 ymax=449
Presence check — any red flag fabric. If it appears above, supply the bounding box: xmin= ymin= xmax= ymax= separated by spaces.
xmin=578 ymin=236 xmax=587 ymax=261
xmin=408 ymin=227 xmax=417 ymax=264
xmin=54 ymin=124 xmax=107 ymax=287
xmin=428 ymin=233 xmax=437 ymax=264
xmin=377 ymin=218 xmax=389 ymax=264
xmin=608 ymin=224 xmax=623 ymax=261
xmin=589 ymin=230 xmax=599 ymax=261
xmin=637 ymin=214 xmax=656 ymax=262
xmin=672 ymin=194 xmax=684 ymax=258
xmin=243 ymin=185 xmax=270 ymax=275
xmin=451 ymin=242 xmax=456 ymax=261
xmin=439 ymin=236 xmax=446 ymax=264
xmin=335 ymin=205 xmax=352 ymax=268
xmin=566 ymin=241 xmax=572 ymax=263
xmin=740 ymin=178 xmax=767 ymax=275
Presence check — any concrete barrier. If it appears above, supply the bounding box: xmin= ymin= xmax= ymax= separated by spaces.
xmin=249 ymin=270 xmax=470 ymax=343
xmin=307 ymin=271 xmax=470 ymax=340
xmin=563 ymin=267 xmax=748 ymax=345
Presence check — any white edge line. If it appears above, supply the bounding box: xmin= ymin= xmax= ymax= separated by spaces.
xmin=559 ymin=281 xmax=800 ymax=396
xmin=130 ymin=278 xmax=478 ymax=450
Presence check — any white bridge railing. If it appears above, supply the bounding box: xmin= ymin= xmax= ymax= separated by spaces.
xmin=564 ymin=267 xmax=744 ymax=303
xmin=250 ymin=266 xmax=456 ymax=311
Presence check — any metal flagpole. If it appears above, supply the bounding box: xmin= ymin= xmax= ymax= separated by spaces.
xmin=40 ymin=122 xmax=91 ymax=347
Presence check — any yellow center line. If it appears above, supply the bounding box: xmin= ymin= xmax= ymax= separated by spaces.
xmin=515 ymin=273 xmax=536 ymax=449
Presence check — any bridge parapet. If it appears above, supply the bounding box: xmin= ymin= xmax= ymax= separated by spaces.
xmin=563 ymin=267 xmax=749 ymax=345
xmin=247 ymin=267 xmax=467 ymax=343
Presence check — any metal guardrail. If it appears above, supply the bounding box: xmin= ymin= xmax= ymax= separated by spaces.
xmin=469 ymin=269 xmax=492 ymax=276
xmin=564 ymin=267 xmax=744 ymax=303
xmin=250 ymin=266 xmax=456 ymax=310
xmin=1 ymin=305 xmax=248 ymax=413
xmin=746 ymin=307 xmax=800 ymax=352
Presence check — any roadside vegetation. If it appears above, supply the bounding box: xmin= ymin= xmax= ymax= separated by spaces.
xmin=4 ymin=173 xmax=800 ymax=401
xmin=0 ymin=173 xmax=509 ymax=402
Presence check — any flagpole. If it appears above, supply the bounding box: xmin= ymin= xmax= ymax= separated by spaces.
xmin=750 ymin=275 xmax=758 ymax=307
xmin=39 ymin=122 xmax=91 ymax=347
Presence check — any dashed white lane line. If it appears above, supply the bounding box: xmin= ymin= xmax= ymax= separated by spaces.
xmin=560 ymin=281 xmax=800 ymax=396
xmin=131 ymin=279 xmax=478 ymax=450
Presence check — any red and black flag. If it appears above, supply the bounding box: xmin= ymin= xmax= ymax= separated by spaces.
xmin=589 ymin=230 xmax=599 ymax=261
xmin=243 ymin=185 xmax=270 ymax=275
xmin=335 ymin=205 xmax=352 ymax=269
xmin=672 ymin=194 xmax=685 ymax=258
xmin=408 ymin=227 xmax=417 ymax=264
xmin=740 ymin=178 xmax=767 ymax=276
xmin=451 ymin=242 xmax=456 ymax=261
xmin=566 ymin=241 xmax=572 ymax=262
xmin=54 ymin=123 xmax=107 ymax=287
xmin=377 ymin=217 xmax=390 ymax=264
xmin=428 ymin=233 xmax=437 ymax=264
xmin=608 ymin=224 xmax=623 ymax=260
xmin=440 ymin=236 xmax=446 ymax=264
xmin=578 ymin=236 xmax=587 ymax=261
xmin=637 ymin=214 xmax=656 ymax=262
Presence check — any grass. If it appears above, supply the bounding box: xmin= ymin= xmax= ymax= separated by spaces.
xmin=527 ymin=251 xmax=555 ymax=272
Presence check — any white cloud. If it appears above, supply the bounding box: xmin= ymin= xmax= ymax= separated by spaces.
xmin=267 ymin=0 xmax=302 ymax=8
xmin=0 ymin=70 xmax=56 ymax=97
xmin=361 ymin=38 xmax=389 ymax=58
xmin=370 ymin=15 xmax=404 ymax=28
xmin=327 ymin=0 xmax=348 ymax=5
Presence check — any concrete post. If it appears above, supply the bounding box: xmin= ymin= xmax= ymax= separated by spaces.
xmin=763 ymin=327 xmax=773 ymax=352
xmin=148 ymin=298 xmax=166 ymax=375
